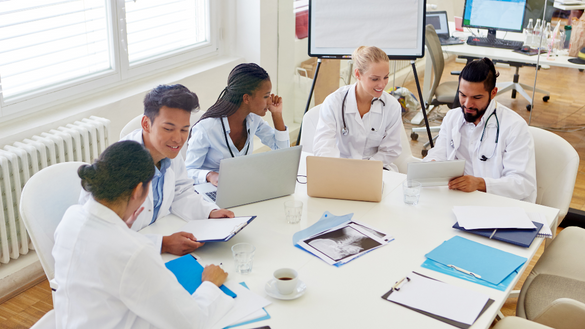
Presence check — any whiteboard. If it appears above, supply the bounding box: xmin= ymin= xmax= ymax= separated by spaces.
xmin=309 ymin=0 xmax=426 ymax=59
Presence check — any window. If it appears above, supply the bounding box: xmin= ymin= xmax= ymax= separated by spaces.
xmin=0 ymin=0 xmax=215 ymax=118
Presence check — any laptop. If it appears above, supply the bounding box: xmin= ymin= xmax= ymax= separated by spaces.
xmin=426 ymin=11 xmax=464 ymax=45
xmin=407 ymin=160 xmax=465 ymax=187
xmin=194 ymin=146 xmax=302 ymax=208
xmin=306 ymin=156 xmax=383 ymax=202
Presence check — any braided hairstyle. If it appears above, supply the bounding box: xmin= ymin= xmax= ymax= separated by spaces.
xmin=197 ymin=63 xmax=270 ymax=123
xmin=78 ymin=141 xmax=155 ymax=202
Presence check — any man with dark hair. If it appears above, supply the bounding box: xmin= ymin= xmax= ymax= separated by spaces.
xmin=424 ymin=58 xmax=536 ymax=202
xmin=116 ymin=84 xmax=234 ymax=255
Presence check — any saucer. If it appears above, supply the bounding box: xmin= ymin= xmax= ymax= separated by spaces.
xmin=264 ymin=278 xmax=307 ymax=300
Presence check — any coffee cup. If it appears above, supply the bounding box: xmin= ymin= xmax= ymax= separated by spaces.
xmin=273 ymin=268 xmax=298 ymax=295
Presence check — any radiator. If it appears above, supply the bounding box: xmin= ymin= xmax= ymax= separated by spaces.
xmin=0 ymin=116 xmax=110 ymax=265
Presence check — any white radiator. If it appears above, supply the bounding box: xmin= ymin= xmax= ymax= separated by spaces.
xmin=0 ymin=116 xmax=110 ymax=265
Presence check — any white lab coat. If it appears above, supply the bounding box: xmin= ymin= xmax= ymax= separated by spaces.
xmin=424 ymin=100 xmax=537 ymax=202
xmin=80 ymin=129 xmax=218 ymax=250
xmin=53 ymin=198 xmax=234 ymax=329
xmin=186 ymin=114 xmax=290 ymax=184
xmin=313 ymin=83 xmax=402 ymax=171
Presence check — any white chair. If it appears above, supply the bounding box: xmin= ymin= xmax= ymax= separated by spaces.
xmin=299 ymin=104 xmax=420 ymax=173
xmin=120 ymin=111 xmax=203 ymax=160
xmin=30 ymin=309 xmax=56 ymax=329
xmin=493 ymin=316 xmax=553 ymax=329
xmin=529 ymin=127 xmax=579 ymax=228
xmin=19 ymin=161 xmax=87 ymax=298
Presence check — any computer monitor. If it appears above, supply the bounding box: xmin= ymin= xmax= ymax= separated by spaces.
xmin=462 ymin=0 xmax=527 ymax=39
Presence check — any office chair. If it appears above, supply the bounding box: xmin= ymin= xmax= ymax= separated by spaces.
xmin=529 ymin=127 xmax=579 ymax=230
xmin=120 ymin=111 xmax=203 ymax=160
xmin=299 ymin=104 xmax=421 ymax=174
xmin=493 ymin=316 xmax=553 ymax=329
xmin=19 ymin=161 xmax=87 ymax=302
xmin=516 ymin=226 xmax=585 ymax=329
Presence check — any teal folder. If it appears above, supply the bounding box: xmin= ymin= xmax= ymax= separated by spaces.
xmin=165 ymin=254 xmax=236 ymax=298
xmin=422 ymin=236 xmax=526 ymax=290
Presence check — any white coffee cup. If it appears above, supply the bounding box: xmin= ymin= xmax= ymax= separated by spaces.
xmin=273 ymin=268 xmax=298 ymax=295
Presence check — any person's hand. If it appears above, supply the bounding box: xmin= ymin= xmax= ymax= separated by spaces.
xmin=209 ymin=209 xmax=235 ymax=218
xmin=161 ymin=232 xmax=204 ymax=255
xmin=267 ymin=94 xmax=283 ymax=115
xmin=206 ymin=171 xmax=219 ymax=186
xmin=448 ymin=175 xmax=486 ymax=193
xmin=201 ymin=264 xmax=228 ymax=287
xmin=125 ymin=206 xmax=144 ymax=228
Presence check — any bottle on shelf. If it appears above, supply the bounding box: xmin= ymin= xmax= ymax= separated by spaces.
xmin=533 ymin=19 xmax=542 ymax=48
xmin=525 ymin=18 xmax=534 ymax=47
xmin=544 ymin=22 xmax=552 ymax=49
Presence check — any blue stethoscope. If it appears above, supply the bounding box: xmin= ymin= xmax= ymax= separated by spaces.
xmin=341 ymin=89 xmax=386 ymax=136
xmin=478 ymin=109 xmax=500 ymax=161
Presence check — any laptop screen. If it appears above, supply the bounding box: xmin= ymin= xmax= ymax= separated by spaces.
xmin=426 ymin=11 xmax=450 ymax=36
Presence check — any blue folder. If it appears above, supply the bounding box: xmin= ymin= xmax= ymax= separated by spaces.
xmin=165 ymin=254 xmax=236 ymax=298
xmin=422 ymin=236 xmax=526 ymax=291
xmin=224 ymin=282 xmax=270 ymax=329
xmin=452 ymin=221 xmax=544 ymax=248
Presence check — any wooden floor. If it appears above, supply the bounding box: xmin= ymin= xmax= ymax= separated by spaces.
xmin=2 ymin=60 xmax=584 ymax=328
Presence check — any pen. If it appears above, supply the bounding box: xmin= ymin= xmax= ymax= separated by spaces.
xmin=447 ymin=264 xmax=482 ymax=279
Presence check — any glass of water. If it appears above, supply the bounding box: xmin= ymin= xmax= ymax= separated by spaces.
xmin=284 ymin=200 xmax=303 ymax=224
xmin=402 ymin=180 xmax=421 ymax=205
xmin=231 ymin=243 xmax=255 ymax=274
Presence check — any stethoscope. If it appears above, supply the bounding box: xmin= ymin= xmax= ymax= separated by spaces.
xmin=478 ymin=108 xmax=500 ymax=161
xmin=220 ymin=117 xmax=250 ymax=158
xmin=341 ymin=89 xmax=386 ymax=136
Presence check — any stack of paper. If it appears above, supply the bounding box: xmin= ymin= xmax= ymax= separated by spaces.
xmin=452 ymin=206 xmax=536 ymax=230
xmin=421 ymin=236 xmax=527 ymax=291
xmin=179 ymin=216 xmax=256 ymax=242
xmin=383 ymin=272 xmax=492 ymax=329
xmin=293 ymin=211 xmax=394 ymax=266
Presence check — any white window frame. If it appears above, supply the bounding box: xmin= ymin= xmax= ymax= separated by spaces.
xmin=0 ymin=0 xmax=219 ymax=119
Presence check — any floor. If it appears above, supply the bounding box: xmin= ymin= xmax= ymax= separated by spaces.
xmin=1 ymin=59 xmax=584 ymax=328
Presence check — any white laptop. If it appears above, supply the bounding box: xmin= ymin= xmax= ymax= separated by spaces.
xmin=194 ymin=146 xmax=302 ymax=208
xmin=407 ymin=160 xmax=466 ymax=187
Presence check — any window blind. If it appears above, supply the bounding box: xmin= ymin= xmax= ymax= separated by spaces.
xmin=125 ymin=0 xmax=208 ymax=65
xmin=0 ymin=0 xmax=111 ymax=100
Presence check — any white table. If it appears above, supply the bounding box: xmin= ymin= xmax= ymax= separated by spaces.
xmin=140 ymin=163 xmax=559 ymax=329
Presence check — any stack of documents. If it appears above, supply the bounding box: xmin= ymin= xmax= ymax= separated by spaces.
xmin=293 ymin=211 xmax=394 ymax=266
xmin=421 ymin=236 xmax=527 ymax=291
xmin=452 ymin=207 xmax=548 ymax=247
xmin=165 ymin=255 xmax=271 ymax=329
xmin=179 ymin=216 xmax=256 ymax=242
xmin=382 ymin=272 xmax=493 ymax=329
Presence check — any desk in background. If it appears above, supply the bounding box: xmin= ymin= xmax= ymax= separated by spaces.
xmin=141 ymin=154 xmax=559 ymax=329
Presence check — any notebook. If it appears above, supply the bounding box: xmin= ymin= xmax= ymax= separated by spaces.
xmin=306 ymin=156 xmax=383 ymax=202
xmin=407 ymin=160 xmax=465 ymax=186
xmin=452 ymin=221 xmax=544 ymax=248
xmin=426 ymin=11 xmax=465 ymax=45
xmin=194 ymin=146 xmax=302 ymax=208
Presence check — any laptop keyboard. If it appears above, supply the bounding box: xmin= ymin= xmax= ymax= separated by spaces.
xmin=206 ymin=191 xmax=217 ymax=202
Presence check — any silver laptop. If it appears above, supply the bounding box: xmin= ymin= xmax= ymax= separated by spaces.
xmin=426 ymin=11 xmax=464 ymax=45
xmin=194 ymin=146 xmax=302 ymax=208
xmin=407 ymin=160 xmax=466 ymax=187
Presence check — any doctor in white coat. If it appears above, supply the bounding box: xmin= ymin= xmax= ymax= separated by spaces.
xmin=424 ymin=58 xmax=536 ymax=202
xmin=81 ymin=85 xmax=234 ymax=255
xmin=313 ymin=46 xmax=402 ymax=171
xmin=55 ymin=141 xmax=233 ymax=328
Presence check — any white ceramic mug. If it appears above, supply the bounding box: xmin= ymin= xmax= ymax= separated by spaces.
xmin=273 ymin=268 xmax=298 ymax=295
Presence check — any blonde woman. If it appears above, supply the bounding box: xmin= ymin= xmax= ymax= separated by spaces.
xmin=313 ymin=46 xmax=402 ymax=171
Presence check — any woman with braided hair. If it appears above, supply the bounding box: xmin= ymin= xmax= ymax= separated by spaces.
xmin=185 ymin=63 xmax=289 ymax=186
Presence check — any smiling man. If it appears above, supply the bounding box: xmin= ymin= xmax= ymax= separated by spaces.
xmin=121 ymin=84 xmax=234 ymax=255
xmin=424 ymin=58 xmax=536 ymax=202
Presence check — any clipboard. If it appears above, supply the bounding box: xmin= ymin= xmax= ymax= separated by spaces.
xmin=180 ymin=216 xmax=256 ymax=242
xmin=452 ymin=221 xmax=543 ymax=248
xmin=165 ymin=254 xmax=237 ymax=298
xmin=382 ymin=272 xmax=494 ymax=329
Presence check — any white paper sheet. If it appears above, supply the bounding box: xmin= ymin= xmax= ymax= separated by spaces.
xmin=386 ymin=272 xmax=490 ymax=325
xmin=453 ymin=206 xmax=536 ymax=230
xmin=209 ymin=281 xmax=271 ymax=329
xmin=180 ymin=217 xmax=253 ymax=241
xmin=527 ymin=212 xmax=552 ymax=238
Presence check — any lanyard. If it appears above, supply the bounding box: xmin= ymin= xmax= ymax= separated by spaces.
xmin=220 ymin=117 xmax=250 ymax=158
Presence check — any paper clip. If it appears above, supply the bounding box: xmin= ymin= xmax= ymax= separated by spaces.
xmin=447 ymin=264 xmax=482 ymax=279
xmin=392 ymin=276 xmax=411 ymax=291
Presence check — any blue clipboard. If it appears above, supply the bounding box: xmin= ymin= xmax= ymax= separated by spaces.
xmin=422 ymin=236 xmax=526 ymax=291
xmin=197 ymin=216 xmax=257 ymax=242
xmin=165 ymin=254 xmax=237 ymax=298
